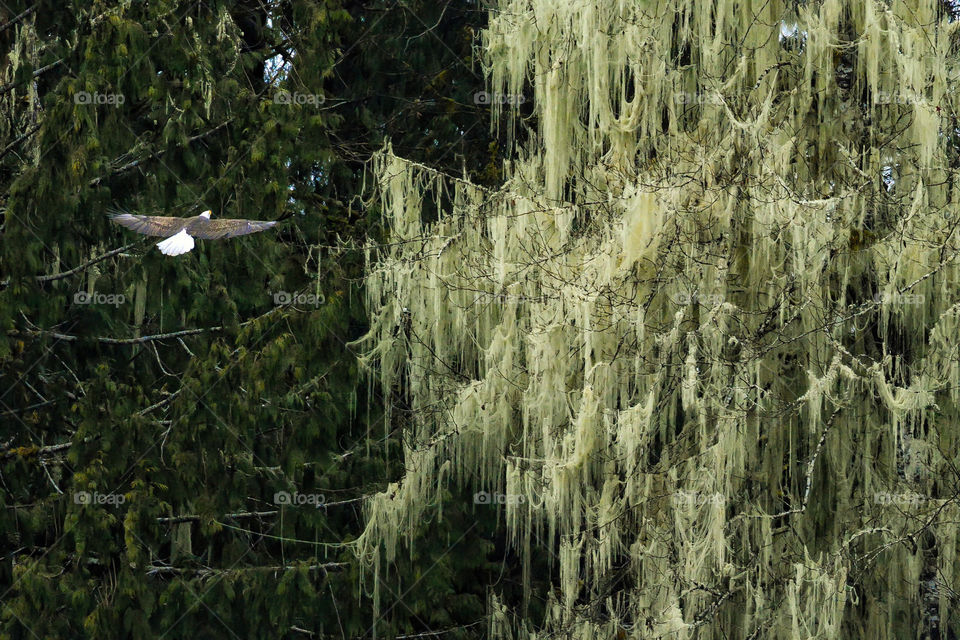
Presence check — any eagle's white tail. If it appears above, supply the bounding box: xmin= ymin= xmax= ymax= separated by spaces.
xmin=157 ymin=229 xmax=195 ymax=256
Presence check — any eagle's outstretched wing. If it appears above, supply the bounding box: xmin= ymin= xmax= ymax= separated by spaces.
xmin=109 ymin=213 xmax=185 ymax=237
xmin=190 ymin=218 xmax=277 ymax=239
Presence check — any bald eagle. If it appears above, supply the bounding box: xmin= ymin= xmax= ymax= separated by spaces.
xmin=110 ymin=210 xmax=278 ymax=256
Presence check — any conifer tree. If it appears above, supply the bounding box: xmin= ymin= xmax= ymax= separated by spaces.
xmin=0 ymin=0 xmax=496 ymax=637
xmin=356 ymin=0 xmax=960 ymax=638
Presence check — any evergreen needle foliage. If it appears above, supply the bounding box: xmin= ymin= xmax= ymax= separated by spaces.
xmin=0 ymin=0 xmax=497 ymax=637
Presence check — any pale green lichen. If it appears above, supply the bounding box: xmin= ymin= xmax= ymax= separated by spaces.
xmin=352 ymin=0 xmax=960 ymax=637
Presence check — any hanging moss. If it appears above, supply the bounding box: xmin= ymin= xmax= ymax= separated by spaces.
xmin=354 ymin=0 xmax=960 ymax=637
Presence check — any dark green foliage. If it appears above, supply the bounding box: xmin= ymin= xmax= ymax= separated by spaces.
xmin=0 ymin=0 xmax=511 ymax=637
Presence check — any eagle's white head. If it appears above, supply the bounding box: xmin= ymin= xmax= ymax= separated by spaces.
xmin=200 ymin=210 xmax=212 ymax=219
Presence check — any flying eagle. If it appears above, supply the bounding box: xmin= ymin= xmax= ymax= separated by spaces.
xmin=110 ymin=210 xmax=277 ymax=256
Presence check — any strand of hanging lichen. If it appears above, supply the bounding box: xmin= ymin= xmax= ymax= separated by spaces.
xmin=3 ymin=14 xmax=40 ymax=164
xmin=352 ymin=0 xmax=960 ymax=637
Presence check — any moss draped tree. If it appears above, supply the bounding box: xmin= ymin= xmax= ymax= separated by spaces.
xmin=355 ymin=0 xmax=960 ymax=638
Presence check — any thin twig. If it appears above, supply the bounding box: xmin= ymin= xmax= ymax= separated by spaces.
xmin=156 ymin=510 xmax=279 ymax=525
xmin=10 ymin=304 xmax=286 ymax=345
xmin=145 ymin=562 xmax=346 ymax=577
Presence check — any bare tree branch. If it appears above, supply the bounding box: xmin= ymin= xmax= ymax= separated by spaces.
xmin=0 ymin=59 xmax=63 ymax=96
xmin=145 ymin=562 xmax=346 ymax=577
xmin=0 ymin=6 xmax=36 ymax=34
xmin=10 ymin=304 xmax=287 ymax=345
xmin=35 ymin=242 xmax=142 ymax=283
xmin=0 ymin=123 xmax=40 ymax=161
